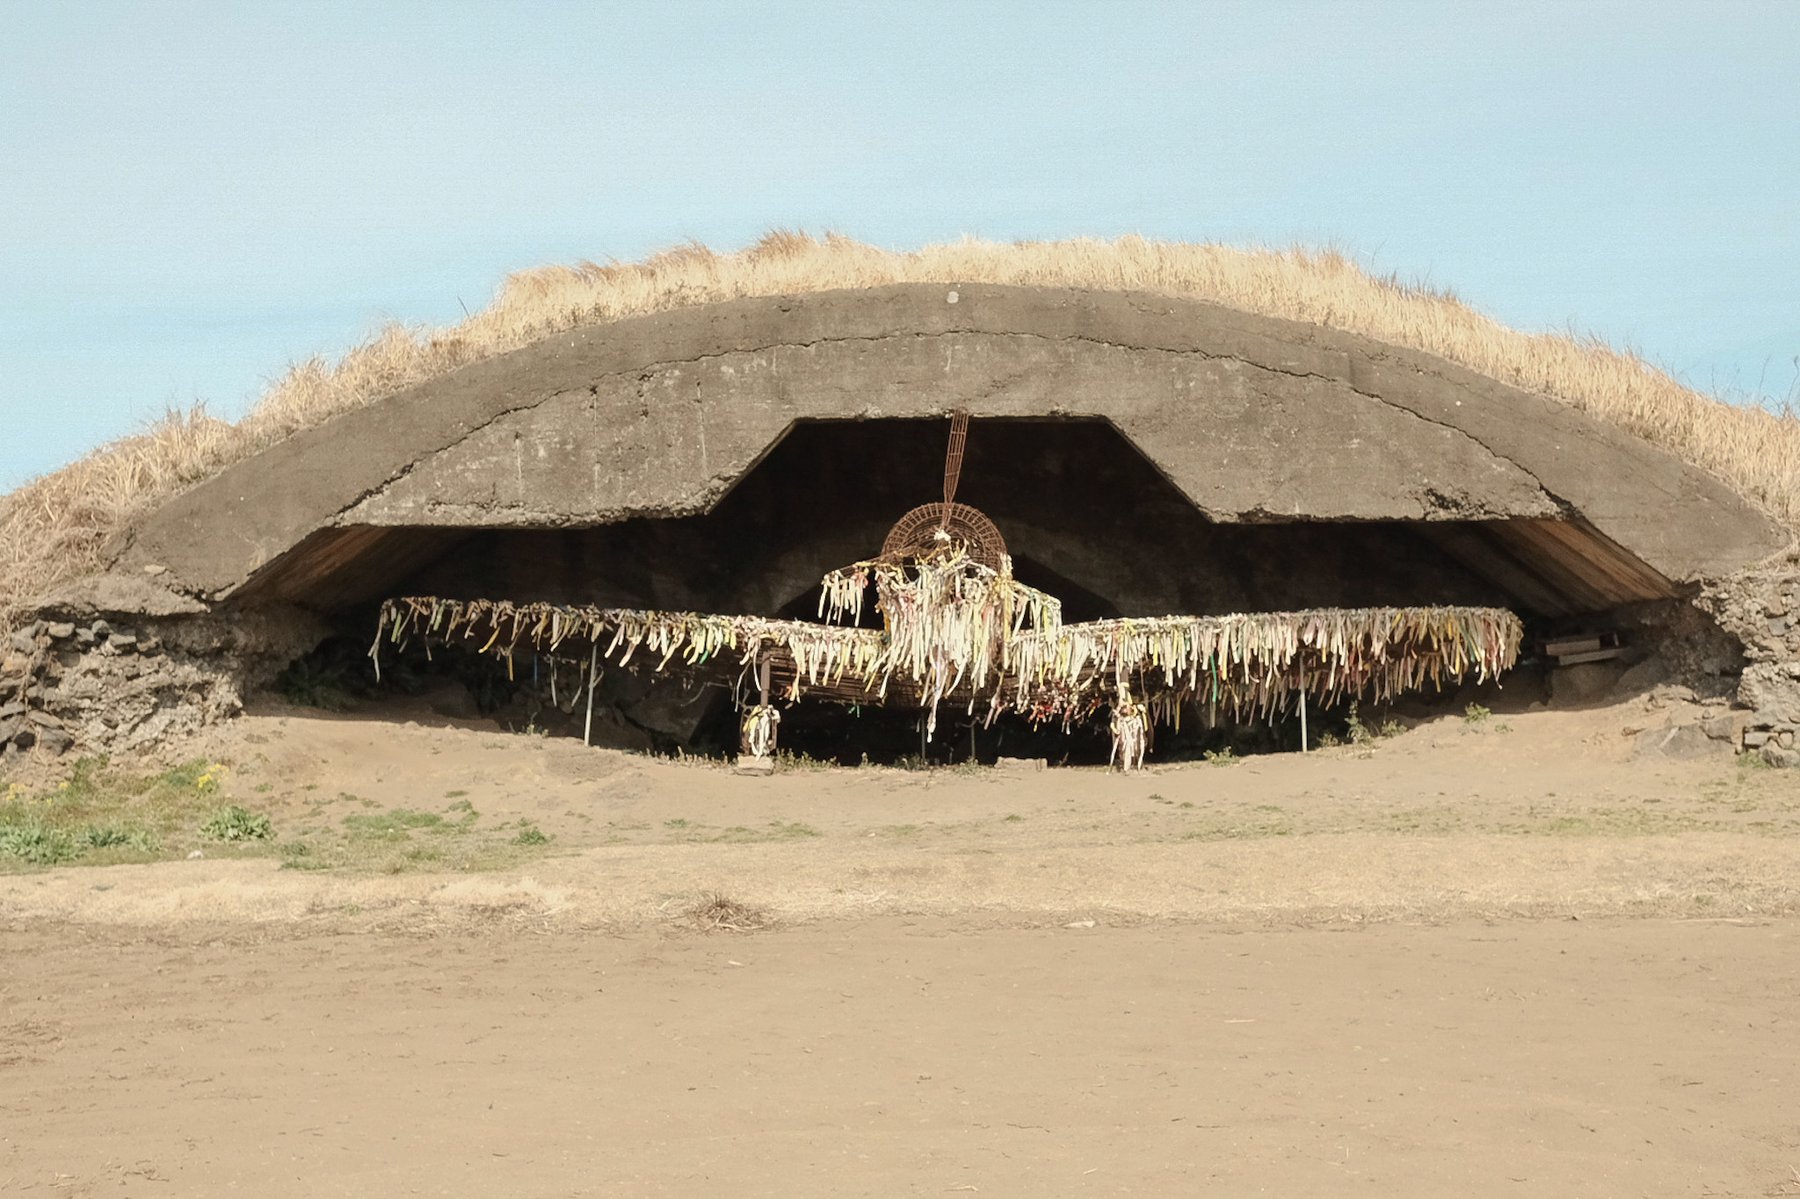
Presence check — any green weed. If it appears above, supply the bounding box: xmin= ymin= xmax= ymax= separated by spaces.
xmin=200 ymin=805 xmax=274 ymax=842
xmin=776 ymin=750 xmax=834 ymax=772
xmin=343 ymin=808 xmax=458 ymax=838
xmin=0 ymin=820 xmax=79 ymax=865
xmin=83 ymin=825 xmax=155 ymax=851
xmin=157 ymin=760 xmax=227 ymax=795
xmin=1346 ymin=704 xmax=1406 ymax=744
xmin=274 ymin=656 xmax=356 ymax=711
xmin=277 ymin=841 xmax=335 ymax=871
xmin=0 ymin=756 xmax=246 ymax=869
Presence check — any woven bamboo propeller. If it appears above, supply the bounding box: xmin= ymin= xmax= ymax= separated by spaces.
xmin=939 ymin=410 xmax=969 ymax=530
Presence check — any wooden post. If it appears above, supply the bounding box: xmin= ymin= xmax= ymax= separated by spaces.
xmin=1298 ymin=667 xmax=1308 ymax=753
xmin=583 ymin=642 xmax=599 ymax=747
xmin=755 ymin=654 xmax=775 ymax=757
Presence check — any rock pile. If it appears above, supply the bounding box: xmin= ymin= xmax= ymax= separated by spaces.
xmin=0 ymin=616 xmax=243 ymax=761
xmin=1701 ymin=554 xmax=1800 ymax=767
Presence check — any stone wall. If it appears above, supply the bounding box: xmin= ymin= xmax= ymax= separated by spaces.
xmin=0 ymin=609 xmax=324 ymax=763
xmin=1698 ymin=552 xmax=1800 ymax=766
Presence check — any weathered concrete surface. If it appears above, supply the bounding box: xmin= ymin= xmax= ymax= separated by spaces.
xmin=345 ymin=335 xmax=1558 ymax=529
xmin=112 ymin=284 xmax=1788 ymax=600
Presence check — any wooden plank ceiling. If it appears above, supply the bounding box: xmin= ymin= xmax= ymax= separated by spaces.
xmin=1415 ymin=517 xmax=1676 ymax=617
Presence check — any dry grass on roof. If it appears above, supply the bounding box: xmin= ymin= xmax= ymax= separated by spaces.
xmin=2 ymin=231 xmax=1797 ymax=633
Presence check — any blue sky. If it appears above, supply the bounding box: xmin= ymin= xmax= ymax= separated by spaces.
xmin=2 ymin=0 xmax=1796 ymax=489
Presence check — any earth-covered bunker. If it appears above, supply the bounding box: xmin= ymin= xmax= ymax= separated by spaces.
xmin=11 ymin=283 xmax=1794 ymax=763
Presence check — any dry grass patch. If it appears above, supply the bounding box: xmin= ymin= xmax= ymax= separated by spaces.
xmin=5 ymin=231 xmax=1796 ymax=634
xmin=687 ymin=891 xmax=772 ymax=932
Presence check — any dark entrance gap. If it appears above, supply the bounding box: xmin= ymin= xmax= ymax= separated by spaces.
xmin=392 ymin=418 xmax=1527 ymax=616
xmin=251 ymin=418 xmax=1643 ymax=760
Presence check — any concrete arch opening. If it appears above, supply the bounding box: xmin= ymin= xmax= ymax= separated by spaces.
xmin=251 ymin=415 xmax=1710 ymax=763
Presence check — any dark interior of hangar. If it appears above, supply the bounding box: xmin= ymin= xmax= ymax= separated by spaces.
xmin=249 ymin=418 xmax=1686 ymax=763
xmin=244 ymin=418 xmax=1674 ymax=620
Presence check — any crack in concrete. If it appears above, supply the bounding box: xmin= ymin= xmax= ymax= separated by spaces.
xmin=1340 ymin=384 xmax=1575 ymax=516
xmin=628 ymin=332 xmax=1560 ymax=510
xmin=323 ymin=391 xmax=583 ymax=531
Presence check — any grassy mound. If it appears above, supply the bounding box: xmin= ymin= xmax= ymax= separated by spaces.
xmin=3 ymin=231 xmax=1795 ymax=633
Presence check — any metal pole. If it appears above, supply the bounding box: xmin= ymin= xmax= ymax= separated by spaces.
xmin=583 ymin=642 xmax=599 ymax=747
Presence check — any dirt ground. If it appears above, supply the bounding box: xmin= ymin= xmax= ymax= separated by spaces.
xmin=3 ymin=918 xmax=1798 ymax=1197
xmin=3 ymin=695 xmax=1799 ymax=1195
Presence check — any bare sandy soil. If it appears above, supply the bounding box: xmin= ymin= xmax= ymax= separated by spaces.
xmin=3 ymin=695 xmax=1799 ymax=1195
xmin=4 ymin=917 xmax=1798 ymax=1197
xmin=5 ymin=692 xmax=1798 ymax=928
